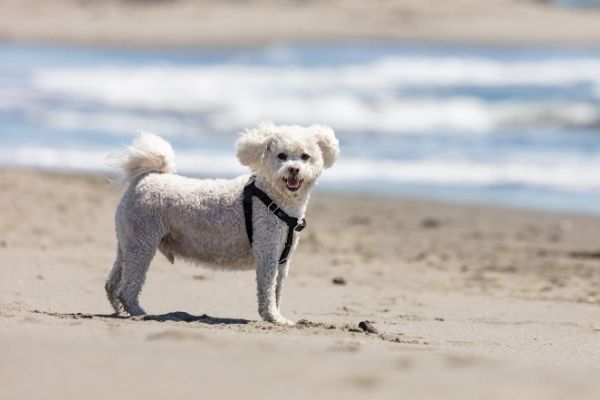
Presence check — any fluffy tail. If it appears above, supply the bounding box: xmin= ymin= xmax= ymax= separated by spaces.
xmin=106 ymin=132 xmax=176 ymax=184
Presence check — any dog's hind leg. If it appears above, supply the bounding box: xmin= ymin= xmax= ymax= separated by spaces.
xmin=105 ymin=246 xmax=124 ymax=314
xmin=116 ymin=228 xmax=162 ymax=317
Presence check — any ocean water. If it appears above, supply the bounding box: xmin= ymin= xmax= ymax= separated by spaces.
xmin=552 ymin=0 xmax=600 ymax=6
xmin=1 ymin=43 xmax=600 ymax=214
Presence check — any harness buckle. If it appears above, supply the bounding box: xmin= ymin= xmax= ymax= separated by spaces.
xmin=267 ymin=201 xmax=279 ymax=213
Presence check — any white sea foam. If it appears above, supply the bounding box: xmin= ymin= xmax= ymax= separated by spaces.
xmin=25 ymin=55 xmax=600 ymax=134
xmin=324 ymin=157 xmax=600 ymax=194
xmin=0 ymin=146 xmax=246 ymax=177
xmin=2 ymin=145 xmax=599 ymax=194
xmin=30 ymin=109 xmax=196 ymax=138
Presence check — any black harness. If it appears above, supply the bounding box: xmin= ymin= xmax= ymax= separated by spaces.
xmin=243 ymin=177 xmax=306 ymax=265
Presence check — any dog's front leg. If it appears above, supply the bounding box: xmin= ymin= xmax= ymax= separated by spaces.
xmin=256 ymin=252 xmax=293 ymax=325
xmin=275 ymin=261 xmax=289 ymax=311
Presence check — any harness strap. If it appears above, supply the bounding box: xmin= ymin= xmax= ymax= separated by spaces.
xmin=243 ymin=177 xmax=306 ymax=265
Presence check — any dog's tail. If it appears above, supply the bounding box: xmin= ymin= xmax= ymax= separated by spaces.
xmin=106 ymin=132 xmax=176 ymax=185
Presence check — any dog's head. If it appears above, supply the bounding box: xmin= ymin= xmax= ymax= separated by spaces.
xmin=236 ymin=121 xmax=339 ymax=196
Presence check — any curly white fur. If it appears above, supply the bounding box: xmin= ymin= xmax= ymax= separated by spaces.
xmin=106 ymin=132 xmax=176 ymax=184
xmin=105 ymin=122 xmax=339 ymax=324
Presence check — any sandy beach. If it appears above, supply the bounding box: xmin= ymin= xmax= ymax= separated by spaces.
xmin=1 ymin=167 xmax=600 ymax=399
xmin=1 ymin=0 xmax=600 ymax=47
xmin=2 ymin=0 xmax=600 ymax=397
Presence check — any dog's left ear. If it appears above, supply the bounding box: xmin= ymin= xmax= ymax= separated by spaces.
xmin=236 ymin=121 xmax=277 ymax=171
xmin=312 ymin=125 xmax=339 ymax=169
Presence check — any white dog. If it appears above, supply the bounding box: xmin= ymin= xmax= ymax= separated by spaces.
xmin=105 ymin=121 xmax=339 ymax=325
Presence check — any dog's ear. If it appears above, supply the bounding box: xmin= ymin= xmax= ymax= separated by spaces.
xmin=236 ymin=121 xmax=277 ymax=171
xmin=312 ymin=125 xmax=339 ymax=169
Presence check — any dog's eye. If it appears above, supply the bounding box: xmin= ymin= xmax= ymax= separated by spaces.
xmin=277 ymin=153 xmax=287 ymax=160
xmin=301 ymin=154 xmax=310 ymax=161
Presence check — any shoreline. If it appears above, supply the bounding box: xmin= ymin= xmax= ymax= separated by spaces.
xmin=6 ymin=36 xmax=600 ymax=52
xmin=6 ymin=38 xmax=600 ymax=52
xmin=5 ymin=164 xmax=599 ymax=219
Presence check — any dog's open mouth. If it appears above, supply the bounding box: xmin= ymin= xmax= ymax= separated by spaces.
xmin=283 ymin=177 xmax=303 ymax=191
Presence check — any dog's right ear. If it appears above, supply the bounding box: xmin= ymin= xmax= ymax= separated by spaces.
xmin=236 ymin=121 xmax=277 ymax=171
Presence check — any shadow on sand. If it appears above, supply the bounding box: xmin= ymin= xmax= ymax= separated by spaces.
xmin=34 ymin=310 xmax=250 ymax=325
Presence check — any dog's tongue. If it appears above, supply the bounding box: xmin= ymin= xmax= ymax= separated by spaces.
xmin=286 ymin=177 xmax=300 ymax=188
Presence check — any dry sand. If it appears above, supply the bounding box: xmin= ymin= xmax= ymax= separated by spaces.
xmin=1 ymin=167 xmax=600 ymax=399
xmin=1 ymin=0 xmax=600 ymax=47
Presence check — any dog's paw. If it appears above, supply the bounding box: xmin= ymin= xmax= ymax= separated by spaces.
xmin=273 ymin=316 xmax=296 ymax=326
xmin=261 ymin=313 xmax=296 ymax=326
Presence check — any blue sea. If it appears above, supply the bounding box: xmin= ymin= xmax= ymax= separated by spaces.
xmin=1 ymin=43 xmax=600 ymax=214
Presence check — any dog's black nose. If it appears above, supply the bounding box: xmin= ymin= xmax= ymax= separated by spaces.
xmin=288 ymin=166 xmax=299 ymax=176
